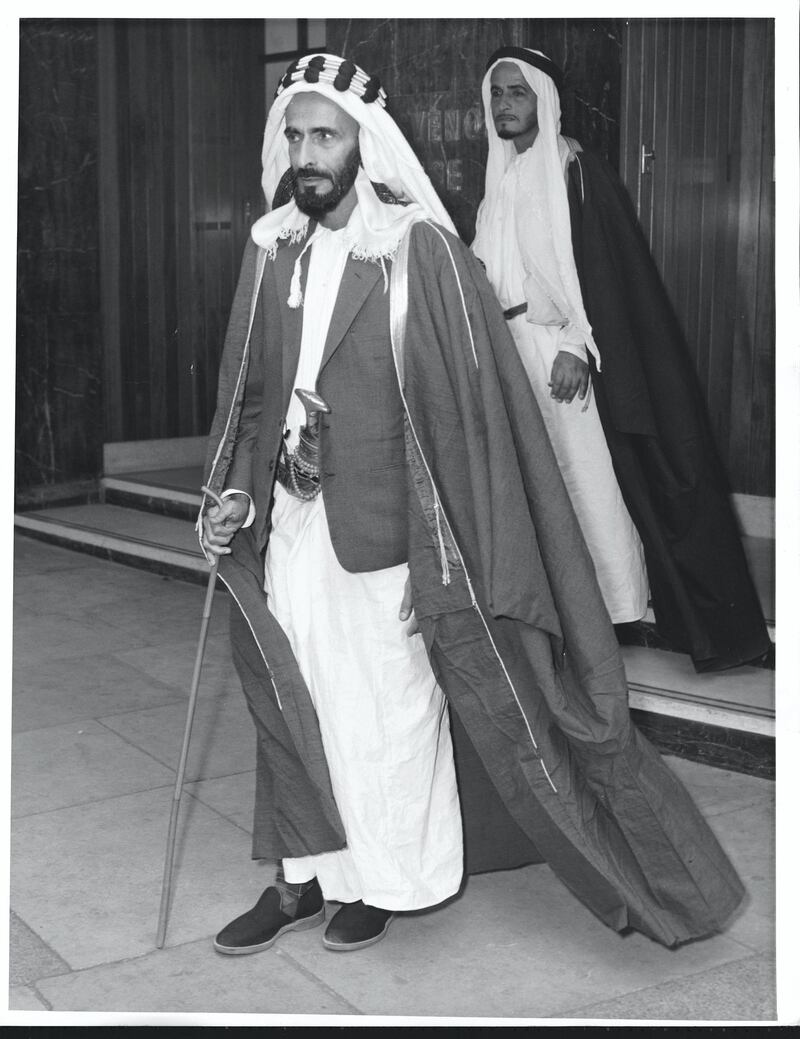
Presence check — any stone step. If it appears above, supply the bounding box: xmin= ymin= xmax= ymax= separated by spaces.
xmin=623 ymin=644 xmax=774 ymax=735
xmin=14 ymin=503 xmax=208 ymax=583
xmin=100 ymin=468 xmax=204 ymax=522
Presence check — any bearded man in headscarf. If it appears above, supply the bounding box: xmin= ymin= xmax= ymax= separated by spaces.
xmin=473 ymin=46 xmax=771 ymax=673
xmin=200 ymin=52 xmax=745 ymax=958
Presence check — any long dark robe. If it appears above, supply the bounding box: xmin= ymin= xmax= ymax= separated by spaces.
xmin=399 ymin=221 xmax=745 ymax=947
xmin=565 ymin=151 xmax=771 ymax=672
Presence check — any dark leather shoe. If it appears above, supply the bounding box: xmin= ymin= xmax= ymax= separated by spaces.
xmin=213 ymin=879 xmax=325 ymax=954
xmin=322 ymin=900 xmax=393 ymax=952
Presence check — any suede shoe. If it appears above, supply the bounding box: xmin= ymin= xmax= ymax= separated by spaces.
xmin=322 ymin=900 xmax=394 ymax=952
xmin=213 ymin=879 xmax=325 ymax=955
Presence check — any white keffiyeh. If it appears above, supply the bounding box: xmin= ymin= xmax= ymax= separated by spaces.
xmin=251 ymin=64 xmax=456 ymax=285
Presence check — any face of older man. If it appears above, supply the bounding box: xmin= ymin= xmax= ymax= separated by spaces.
xmin=284 ymin=92 xmax=361 ymax=227
xmin=490 ymin=62 xmax=539 ymax=153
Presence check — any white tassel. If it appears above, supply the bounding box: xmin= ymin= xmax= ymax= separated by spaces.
xmin=287 ymin=234 xmax=316 ymax=308
xmin=350 ymin=237 xmax=400 ymax=269
xmin=288 ymin=260 xmax=303 ymax=308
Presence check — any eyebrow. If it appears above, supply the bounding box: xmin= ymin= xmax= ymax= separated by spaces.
xmin=284 ymin=124 xmax=339 ymax=134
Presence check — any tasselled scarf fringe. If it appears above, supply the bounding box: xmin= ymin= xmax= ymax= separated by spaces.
xmin=281 ymin=222 xmax=399 ymax=308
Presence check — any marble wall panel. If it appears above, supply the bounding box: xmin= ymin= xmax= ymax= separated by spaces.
xmin=16 ymin=20 xmax=103 ymax=495
xmin=16 ymin=313 xmax=103 ymax=491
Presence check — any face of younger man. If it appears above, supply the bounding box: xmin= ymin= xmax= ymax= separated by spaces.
xmin=490 ymin=62 xmax=539 ymax=153
xmin=284 ymin=92 xmax=362 ymax=219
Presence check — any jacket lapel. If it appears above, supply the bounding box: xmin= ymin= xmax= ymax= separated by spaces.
xmin=319 ymin=257 xmax=382 ymax=373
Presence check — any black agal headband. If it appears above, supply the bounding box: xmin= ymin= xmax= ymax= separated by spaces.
xmin=486 ymin=47 xmax=564 ymax=92
xmin=275 ymin=53 xmax=387 ymax=107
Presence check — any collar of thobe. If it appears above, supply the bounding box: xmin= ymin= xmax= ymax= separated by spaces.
xmin=275 ymin=189 xmax=424 ymax=309
xmin=255 ymin=167 xmax=428 ymax=306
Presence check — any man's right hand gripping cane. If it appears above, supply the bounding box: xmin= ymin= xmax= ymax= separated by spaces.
xmin=202 ymin=492 xmax=251 ymax=557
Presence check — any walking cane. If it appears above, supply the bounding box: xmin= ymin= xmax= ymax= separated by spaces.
xmin=155 ymin=485 xmax=226 ymax=949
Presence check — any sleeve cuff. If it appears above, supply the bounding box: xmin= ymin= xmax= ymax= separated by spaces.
xmin=558 ymin=342 xmax=588 ymax=363
xmin=558 ymin=325 xmax=589 ymax=362
xmin=222 ymin=488 xmax=255 ymax=528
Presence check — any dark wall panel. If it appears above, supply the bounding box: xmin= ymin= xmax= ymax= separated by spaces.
xmin=100 ymin=19 xmax=265 ymax=444
xmin=16 ymin=18 xmax=266 ymax=496
xmin=622 ymin=18 xmax=774 ymax=496
xmin=16 ymin=20 xmax=103 ymax=493
xmin=729 ymin=19 xmax=774 ymax=496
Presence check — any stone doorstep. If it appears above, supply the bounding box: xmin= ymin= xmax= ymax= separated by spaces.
xmin=102 ymin=475 xmax=202 ymax=507
xmin=627 ymin=677 xmax=774 ymax=737
xmin=100 ymin=480 xmax=202 ymax=522
xmin=13 ymin=505 xmax=207 ymax=582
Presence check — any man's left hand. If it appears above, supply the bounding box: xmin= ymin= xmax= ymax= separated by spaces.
xmin=548 ymin=351 xmax=590 ymax=404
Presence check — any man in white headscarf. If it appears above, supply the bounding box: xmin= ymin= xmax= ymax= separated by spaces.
xmin=473 ymin=47 xmax=648 ymax=627
xmin=473 ymin=46 xmax=770 ymax=672
xmin=198 ymin=52 xmax=746 ymax=960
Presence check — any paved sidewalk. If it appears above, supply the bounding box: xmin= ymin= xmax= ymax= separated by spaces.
xmin=8 ymin=534 xmax=785 ymax=1024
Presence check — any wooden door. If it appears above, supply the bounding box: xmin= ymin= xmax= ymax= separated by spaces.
xmin=621 ymin=18 xmax=774 ymax=496
xmin=98 ymin=19 xmax=266 ymax=444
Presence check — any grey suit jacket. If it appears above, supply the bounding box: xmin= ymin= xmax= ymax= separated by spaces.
xmin=223 ymin=233 xmax=408 ymax=573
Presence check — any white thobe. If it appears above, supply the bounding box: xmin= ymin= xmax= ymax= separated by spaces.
xmin=267 ymin=218 xmax=464 ymax=911
xmin=488 ymin=156 xmax=648 ymax=624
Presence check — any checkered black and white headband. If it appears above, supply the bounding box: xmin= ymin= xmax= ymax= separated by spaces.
xmin=275 ymin=53 xmax=387 ymax=108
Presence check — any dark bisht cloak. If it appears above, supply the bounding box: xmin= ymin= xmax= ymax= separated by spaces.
xmin=203 ymin=219 xmax=746 ymax=951
xmin=566 ymin=151 xmax=771 ymax=672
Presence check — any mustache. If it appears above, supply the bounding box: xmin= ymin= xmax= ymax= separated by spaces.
xmin=294 ymin=166 xmax=333 ymax=181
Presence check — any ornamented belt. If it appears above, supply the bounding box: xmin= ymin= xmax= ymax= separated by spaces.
xmin=276 ymin=450 xmax=321 ymax=500
xmin=503 ymin=302 xmax=528 ymax=320
xmin=276 ymin=388 xmax=331 ymax=501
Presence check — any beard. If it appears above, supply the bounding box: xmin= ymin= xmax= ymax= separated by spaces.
xmin=494 ymin=113 xmax=538 ymax=143
xmin=292 ymin=144 xmax=362 ymax=217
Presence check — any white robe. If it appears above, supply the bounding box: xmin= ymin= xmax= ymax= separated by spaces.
xmin=486 ymin=156 xmax=648 ymax=624
xmin=268 ymin=218 xmax=463 ymax=910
